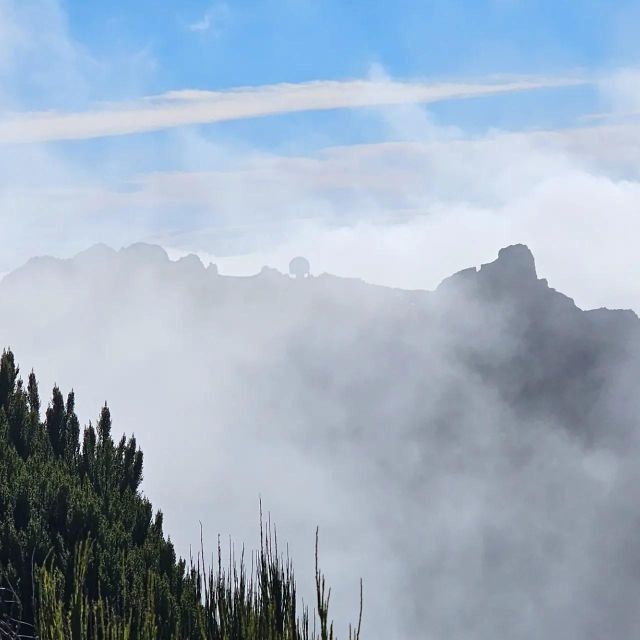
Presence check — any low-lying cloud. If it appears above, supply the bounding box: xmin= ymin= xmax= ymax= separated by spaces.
xmin=3 ymin=243 xmax=640 ymax=639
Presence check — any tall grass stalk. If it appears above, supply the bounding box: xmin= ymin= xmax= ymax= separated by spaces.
xmin=27 ymin=521 xmax=362 ymax=640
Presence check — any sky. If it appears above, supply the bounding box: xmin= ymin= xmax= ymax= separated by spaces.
xmin=1 ymin=0 xmax=640 ymax=308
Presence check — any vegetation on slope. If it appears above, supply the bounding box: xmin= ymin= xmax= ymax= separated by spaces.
xmin=0 ymin=349 xmax=361 ymax=639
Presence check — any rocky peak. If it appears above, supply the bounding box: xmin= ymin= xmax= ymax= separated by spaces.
xmin=119 ymin=243 xmax=169 ymax=265
xmin=437 ymin=244 xmax=540 ymax=296
xmin=480 ymin=244 xmax=537 ymax=282
xmin=74 ymin=243 xmax=117 ymax=268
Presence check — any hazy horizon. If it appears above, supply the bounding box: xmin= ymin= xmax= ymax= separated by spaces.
xmin=2 ymin=2 xmax=640 ymax=313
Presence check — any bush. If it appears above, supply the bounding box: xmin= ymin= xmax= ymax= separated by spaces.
xmin=0 ymin=349 xmax=362 ymax=640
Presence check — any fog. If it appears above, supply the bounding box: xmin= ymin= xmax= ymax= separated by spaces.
xmin=3 ymin=2 xmax=640 ymax=638
xmin=2 ymin=243 xmax=640 ymax=639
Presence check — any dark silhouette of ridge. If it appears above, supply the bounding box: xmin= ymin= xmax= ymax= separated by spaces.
xmin=2 ymin=241 xmax=639 ymax=448
xmin=438 ymin=244 xmax=539 ymax=293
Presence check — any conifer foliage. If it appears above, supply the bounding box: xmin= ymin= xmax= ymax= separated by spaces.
xmin=0 ymin=349 xmax=361 ymax=640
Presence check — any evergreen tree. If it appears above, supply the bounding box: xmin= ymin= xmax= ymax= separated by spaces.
xmin=64 ymin=391 xmax=80 ymax=465
xmin=46 ymin=385 xmax=66 ymax=457
xmin=0 ymin=349 xmax=360 ymax=640
xmin=28 ymin=370 xmax=40 ymax=417
xmin=0 ymin=349 xmax=17 ymax=409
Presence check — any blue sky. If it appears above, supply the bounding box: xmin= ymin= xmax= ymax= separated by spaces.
xmin=1 ymin=0 xmax=640 ymax=309
xmin=64 ymin=0 xmax=637 ymax=91
xmin=5 ymin=1 xmax=639 ymax=147
xmin=2 ymin=0 xmax=634 ymax=160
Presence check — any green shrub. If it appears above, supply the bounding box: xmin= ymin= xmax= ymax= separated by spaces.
xmin=0 ymin=349 xmax=362 ymax=640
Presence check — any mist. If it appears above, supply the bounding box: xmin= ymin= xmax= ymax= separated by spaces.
xmin=3 ymin=242 xmax=640 ymax=639
xmin=3 ymin=1 xmax=640 ymax=638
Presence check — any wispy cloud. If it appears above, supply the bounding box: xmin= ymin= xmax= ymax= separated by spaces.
xmin=187 ymin=3 xmax=229 ymax=35
xmin=0 ymin=76 xmax=585 ymax=144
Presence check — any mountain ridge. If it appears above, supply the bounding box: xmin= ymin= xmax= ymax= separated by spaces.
xmin=2 ymin=240 xmax=638 ymax=449
xmin=3 ymin=241 xmax=639 ymax=320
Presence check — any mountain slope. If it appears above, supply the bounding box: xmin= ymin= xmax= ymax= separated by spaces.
xmin=2 ymin=243 xmax=640 ymax=639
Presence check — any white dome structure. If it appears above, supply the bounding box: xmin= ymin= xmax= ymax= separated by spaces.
xmin=289 ymin=256 xmax=311 ymax=279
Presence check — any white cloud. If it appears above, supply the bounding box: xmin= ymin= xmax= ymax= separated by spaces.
xmin=0 ymin=75 xmax=585 ymax=144
xmin=4 ymin=117 xmax=638 ymax=311
xmin=592 ymin=67 xmax=640 ymax=123
xmin=0 ymin=0 xmax=91 ymax=108
xmin=187 ymin=2 xmax=229 ymax=35
xmin=134 ymin=121 xmax=640 ymax=311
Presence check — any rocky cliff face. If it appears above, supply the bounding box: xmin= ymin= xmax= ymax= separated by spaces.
xmin=434 ymin=245 xmax=639 ymax=442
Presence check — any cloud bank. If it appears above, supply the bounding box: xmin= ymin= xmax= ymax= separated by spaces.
xmin=3 ymin=244 xmax=640 ymax=639
xmin=5 ymin=117 xmax=636 ymax=310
